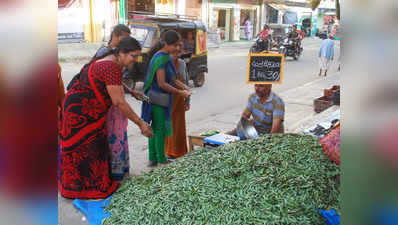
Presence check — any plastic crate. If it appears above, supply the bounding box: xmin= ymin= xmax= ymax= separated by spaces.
xmin=332 ymin=90 xmax=340 ymax=105
xmin=314 ymin=96 xmax=333 ymax=113
xmin=324 ymin=85 xmax=340 ymax=98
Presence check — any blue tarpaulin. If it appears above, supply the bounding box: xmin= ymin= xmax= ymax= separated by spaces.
xmin=283 ymin=11 xmax=298 ymax=25
xmin=318 ymin=208 xmax=340 ymax=225
xmin=73 ymin=196 xmax=113 ymax=225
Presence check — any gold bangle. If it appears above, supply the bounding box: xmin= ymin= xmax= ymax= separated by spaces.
xmin=136 ymin=118 xmax=144 ymax=126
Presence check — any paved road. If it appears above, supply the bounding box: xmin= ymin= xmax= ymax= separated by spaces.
xmin=187 ymin=38 xmax=338 ymax=123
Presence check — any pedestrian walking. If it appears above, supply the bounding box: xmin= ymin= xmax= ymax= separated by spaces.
xmin=141 ymin=30 xmax=192 ymax=167
xmin=318 ymin=34 xmax=335 ymax=76
xmin=244 ymin=17 xmax=252 ymax=40
xmin=165 ymin=43 xmax=191 ymax=159
xmin=59 ymin=37 xmax=153 ymax=199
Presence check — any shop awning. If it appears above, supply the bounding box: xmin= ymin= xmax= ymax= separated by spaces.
xmin=283 ymin=11 xmax=298 ymax=24
xmin=268 ymin=3 xmax=288 ymax=13
xmin=58 ymin=0 xmax=80 ymax=8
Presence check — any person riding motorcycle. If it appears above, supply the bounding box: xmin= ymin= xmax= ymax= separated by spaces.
xmin=255 ymin=25 xmax=272 ymax=51
xmin=286 ymin=24 xmax=302 ymax=54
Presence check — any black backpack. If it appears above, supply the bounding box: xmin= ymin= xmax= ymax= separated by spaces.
xmin=66 ymin=46 xmax=111 ymax=91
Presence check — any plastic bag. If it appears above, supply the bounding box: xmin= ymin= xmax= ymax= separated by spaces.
xmin=319 ymin=125 xmax=340 ymax=164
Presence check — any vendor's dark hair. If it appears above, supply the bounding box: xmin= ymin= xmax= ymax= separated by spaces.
xmin=109 ymin=24 xmax=131 ymax=44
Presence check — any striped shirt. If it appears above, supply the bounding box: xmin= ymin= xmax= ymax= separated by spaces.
xmin=244 ymin=92 xmax=285 ymax=134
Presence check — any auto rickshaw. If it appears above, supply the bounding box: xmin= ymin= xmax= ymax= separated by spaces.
xmin=268 ymin=24 xmax=292 ymax=48
xmin=124 ymin=12 xmax=208 ymax=89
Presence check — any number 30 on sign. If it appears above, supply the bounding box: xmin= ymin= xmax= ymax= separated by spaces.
xmin=246 ymin=52 xmax=285 ymax=84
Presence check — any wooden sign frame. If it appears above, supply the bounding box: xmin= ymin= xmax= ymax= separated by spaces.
xmin=246 ymin=52 xmax=285 ymax=84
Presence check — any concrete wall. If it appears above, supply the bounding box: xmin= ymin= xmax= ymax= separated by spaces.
xmin=186 ymin=0 xmax=202 ymax=19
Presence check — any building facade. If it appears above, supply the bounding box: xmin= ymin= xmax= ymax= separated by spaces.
xmin=202 ymin=0 xmax=261 ymax=41
xmin=313 ymin=0 xmax=336 ymax=35
xmin=58 ymin=0 xmax=128 ymax=43
xmin=58 ymin=0 xmax=316 ymax=43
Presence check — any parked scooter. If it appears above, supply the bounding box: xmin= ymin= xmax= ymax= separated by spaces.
xmin=278 ymin=37 xmax=302 ymax=60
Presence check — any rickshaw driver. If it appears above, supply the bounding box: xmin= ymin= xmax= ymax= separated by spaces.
xmin=183 ymin=31 xmax=195 ymax=54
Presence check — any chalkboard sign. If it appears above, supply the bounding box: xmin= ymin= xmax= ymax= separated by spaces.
xmin=246 ymin=53 xmax=285 ymax=84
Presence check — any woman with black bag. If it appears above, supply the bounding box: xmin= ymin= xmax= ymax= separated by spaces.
xmin=141 ymin=30 xmax=191 ymax=167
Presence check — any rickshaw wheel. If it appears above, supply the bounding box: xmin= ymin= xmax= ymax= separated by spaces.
xmin=193 ymin=72 xmax=205 ymax=87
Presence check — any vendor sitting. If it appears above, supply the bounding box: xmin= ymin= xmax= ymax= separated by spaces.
xmin=227 ymin=84 xmax=285 ymax=135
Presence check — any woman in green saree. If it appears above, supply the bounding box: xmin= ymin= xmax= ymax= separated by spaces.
xmin=141 ymin=30 xmax=191 ymax=167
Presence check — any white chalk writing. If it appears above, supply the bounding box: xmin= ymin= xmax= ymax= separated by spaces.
xmin=251 ymin=59 xmax=281 ymax=69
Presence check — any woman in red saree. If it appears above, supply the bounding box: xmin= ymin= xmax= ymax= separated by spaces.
xmin=59 ymin=37 xmax=153 ymax=199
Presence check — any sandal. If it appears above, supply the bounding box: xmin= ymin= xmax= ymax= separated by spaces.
xmin=148 ymin=161 xmax=158 ymax=167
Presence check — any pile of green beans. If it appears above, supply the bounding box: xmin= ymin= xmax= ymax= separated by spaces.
xmin=104 ymin=134 xmax=340 ymax=225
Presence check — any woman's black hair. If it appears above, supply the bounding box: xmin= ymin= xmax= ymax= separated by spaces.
xmin=145 ymin=41 xmax=165 ymax=70
xmin=145 ymin=30 xmax=181 ymax=68
xmin=91 ymin=37 xmax=141 ymax=63
xmin=108 ymin=24 xmax=131 ymax=44
xmin=114 ymin=36 xmax=142 ymax=55
xmin=163 ymin=30 xmax=181 ymax=45
xmin=68 ymin=36 xmax=140 ymax=91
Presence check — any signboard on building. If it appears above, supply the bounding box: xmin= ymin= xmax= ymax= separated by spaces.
xmin=246 ymin=53 xmax=285 ymax=84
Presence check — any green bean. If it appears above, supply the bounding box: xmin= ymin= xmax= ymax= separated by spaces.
xmin=104 ymin=134 xmax=339 ymax=225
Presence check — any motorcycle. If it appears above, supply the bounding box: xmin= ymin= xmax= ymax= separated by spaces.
xmin=278 ymin=37 xmax=302 ymax=60
xmin=249 ymin=36 xmax=273 ymax=53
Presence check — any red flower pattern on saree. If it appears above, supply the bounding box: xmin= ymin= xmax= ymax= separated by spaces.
xmin=59 ymin=61 xmax=121 ymax=199
xmin=81 ymin=98 xmax=103 ymax=119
